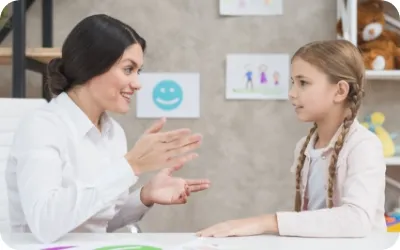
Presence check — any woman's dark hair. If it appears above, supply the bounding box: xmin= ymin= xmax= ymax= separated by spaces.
xmin=47 ymin=14 xmax=146 ymax=95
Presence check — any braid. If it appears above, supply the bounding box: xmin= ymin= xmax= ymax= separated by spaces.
xmin=294 ymin=123 xmax=318 ymax=212
xmin=326 ymin=81 xmax=363 ymax=208
xmin=327 ymin=120 xmax=350 ymax=208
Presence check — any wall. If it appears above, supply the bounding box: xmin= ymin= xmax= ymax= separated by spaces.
xmin=0 ymin=0 xmax=399 ymax=232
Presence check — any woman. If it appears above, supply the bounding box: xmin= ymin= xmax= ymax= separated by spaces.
xmin=5 ymin=14 xmax=209 ymax=244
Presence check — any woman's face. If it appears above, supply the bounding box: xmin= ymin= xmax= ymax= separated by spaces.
xmin=87 ymin=43 xmax=144 ymax=114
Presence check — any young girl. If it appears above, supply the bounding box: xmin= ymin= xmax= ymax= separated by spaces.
xmin=197 ymin=39 xmax=387 ymax=238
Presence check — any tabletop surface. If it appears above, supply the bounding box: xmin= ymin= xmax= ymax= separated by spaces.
xmin=1 ymin=232 xmax=399 ymax=250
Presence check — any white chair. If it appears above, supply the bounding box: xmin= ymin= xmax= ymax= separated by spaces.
xmin=0 ymin=98 xmax=47 ymax=234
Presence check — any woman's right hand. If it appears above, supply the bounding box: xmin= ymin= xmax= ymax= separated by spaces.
xmin=125 ymin=128 xmax=202 ymax=175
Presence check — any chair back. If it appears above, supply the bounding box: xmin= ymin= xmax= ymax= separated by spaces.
xmin=0 ymin=98 xmax=47 ymax=233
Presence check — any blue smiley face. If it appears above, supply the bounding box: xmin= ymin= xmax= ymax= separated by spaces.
xmin=152 ymin=79 xmax=183 ymax=111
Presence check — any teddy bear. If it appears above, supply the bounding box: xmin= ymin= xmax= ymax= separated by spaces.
xmin=337 ymin=0 xmax=400 ymax=70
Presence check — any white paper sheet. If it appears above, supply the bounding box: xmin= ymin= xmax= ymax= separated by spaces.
xmin=174 ymin=238 xmax=245 ymax=250
xmin=136 ymin=73 xmax=200 ymax=118
xmin=225 ymin=53 xmax=290 ymax=100
xmin=10 ymin=239 xmax=165 ymax=250
xmin=219 ymin=0 xmax=283 ymax=16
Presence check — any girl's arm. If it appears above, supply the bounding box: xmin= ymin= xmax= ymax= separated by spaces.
xmin=276 ymin=136 xmax=386 ymax=237
xmin=11 ymin=113 xmax=138 ymax=243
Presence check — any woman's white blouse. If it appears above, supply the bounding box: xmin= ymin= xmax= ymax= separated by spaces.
xmin=5 ymin=92 xmax=150 ymax=243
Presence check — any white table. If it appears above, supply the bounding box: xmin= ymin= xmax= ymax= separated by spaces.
xmin=1 ymin=232 xmax=399 ymax=250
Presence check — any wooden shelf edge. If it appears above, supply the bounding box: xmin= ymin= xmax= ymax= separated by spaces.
xmin=0 ymin=47 xmax=61 ymax=64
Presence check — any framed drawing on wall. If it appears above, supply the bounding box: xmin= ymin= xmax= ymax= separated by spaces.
xmin=225 ymin=53 xmax=290 ymax=100
xmin=219 ymin=0 xmax=283 ymax=16
xmin=136 ymin=72 xmax=200 ymax=118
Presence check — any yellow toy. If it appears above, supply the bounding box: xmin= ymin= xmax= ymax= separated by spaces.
xmin=361 ymin=112 xmax=400 ymax=157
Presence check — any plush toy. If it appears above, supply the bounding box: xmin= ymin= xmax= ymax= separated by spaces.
xmin=337 ymin=0 xmax=400 ymax=70
xmin=385 ymin=212 xmax=400 ymax=232
xmin=361 ymin=112 xmax=400 ymax=157
xmin=360 ymin=40 xmax=397 ymax=70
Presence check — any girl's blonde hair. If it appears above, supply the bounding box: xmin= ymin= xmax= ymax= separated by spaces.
xmin=292 ymin=40 xmax=366 ymax=211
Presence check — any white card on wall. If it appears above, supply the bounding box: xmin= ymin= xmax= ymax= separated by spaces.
xmin=136 ymin=73 xmax=200 ymax=118
xmin=225 ymin=53 xmax=289 ymax=100
xmin=219 ymin=0 xmax=283 ymax=16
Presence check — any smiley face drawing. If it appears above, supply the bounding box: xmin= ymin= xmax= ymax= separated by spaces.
xmin=152 ymin=79 xmax=183 ymax=111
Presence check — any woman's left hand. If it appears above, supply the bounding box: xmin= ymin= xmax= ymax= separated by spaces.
xmin=140 ymin=164 xmax=210 ymax=206
xmin=196 ymin=215 xmax=278 ymax=237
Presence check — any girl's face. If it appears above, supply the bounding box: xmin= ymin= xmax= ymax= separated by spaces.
xmin=289 ymin=58 xmax=339 ymax=122
xmin=86 ymin=43 xmax=144 ymax=114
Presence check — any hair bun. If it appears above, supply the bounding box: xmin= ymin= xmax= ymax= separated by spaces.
xmin=46 ymin=58 xmax=71 ymax=95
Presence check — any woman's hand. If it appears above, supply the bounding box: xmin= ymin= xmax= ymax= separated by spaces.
xmin=140 ymin=164 xmax=210 ymax=206
xmin=196 ymin=214 xmax=279 ymax=237
xmin=125 ymin=118 xmax=202 ymax=175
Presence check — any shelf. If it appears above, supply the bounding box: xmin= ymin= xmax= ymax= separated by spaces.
xmin=337 ymin=0 xmax=400 ymax=81
xmin=366 ymin=70 xmax=400 ymax=80
xmin=0 ymin=47 xmax=61 ymax=65
xmin=26 ymin=47 xmax=61 ymax=64
xmin=386 ymin=157 xmax=400 ymax=166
